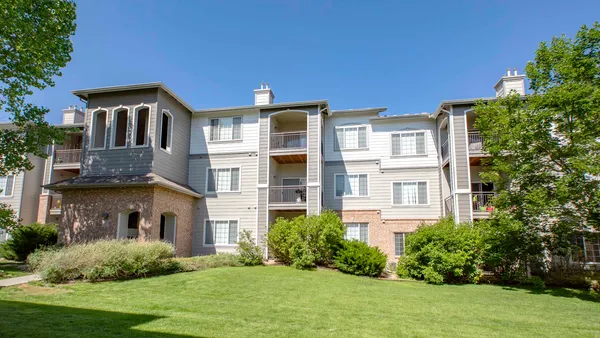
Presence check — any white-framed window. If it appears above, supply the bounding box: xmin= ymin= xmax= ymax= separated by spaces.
xmin=394 ymin=233 xmax=406 ymax=256
xmin=209 ymin=116 xmax=242 ymax=141
xmin=391 ymin=131 xmax=426 ymax=156
xmin=0 ymin=175 xmax=15 ymax=197
xmin=204 ymin=219 xmax=238 ymax=245
xmin=334 ymin=125 xmax=368 ymax=150
xmin=111 ymin=107 xmax=130 ymax=149
xmin=133 ymin=105 xmax=151 ymax=147
xmin=392 ymin=181 xmax=428 ymax=205
xmin=90 ymin=109 xmax=108 ymax=150
xmin=345 ymin=223 xmax=369 ymax=243
xmin=160 ymin=110 xmax=173 ymax=152
xmin=335 ymin=174 xmax=368 ymax=198
xmin=575 ymin=235 xmax=600 ymax=264
xmin=206 ymin=167 xmax=241 ymax=193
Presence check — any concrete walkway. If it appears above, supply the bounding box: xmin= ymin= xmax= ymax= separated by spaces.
xmin=0 ymin=274 xmax=40 ymax=287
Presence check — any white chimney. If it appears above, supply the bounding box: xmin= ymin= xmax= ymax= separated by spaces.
xmin=254 ymin=82 xmax=274 ymax=105
xmin=62 ymin=105 xmax=85 ymax=124
xmin=494 ymin=68 xmax=525 ymax=97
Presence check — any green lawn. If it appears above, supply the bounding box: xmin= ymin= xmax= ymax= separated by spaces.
xmin=0 ymin=259 xmax=29 ymax=280
xmin=0 ymin=266 xmax=598 ymax=337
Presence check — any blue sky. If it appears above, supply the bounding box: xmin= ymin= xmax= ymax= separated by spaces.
xmin=19 ymin=0 xmax=600 ymax=123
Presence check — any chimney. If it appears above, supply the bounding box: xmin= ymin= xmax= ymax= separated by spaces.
xmin=254 ymin=82 xmax=275 ymax=105
xmin=494 ymin=68 xmax=525 ymax=97
xmin=62 ymin=105 xmax=85 ymax=124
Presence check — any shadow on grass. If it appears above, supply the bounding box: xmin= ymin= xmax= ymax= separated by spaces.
xmin=500 ymin=285 xmax=600 ymax=303
xmin=0 ymin=300 xmax=200 ymax=337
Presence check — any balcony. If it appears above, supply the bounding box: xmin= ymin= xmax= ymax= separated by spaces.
xmin=441 ymin=140 xmax=449 ymax=163
xmin=53 ymin=148 xmax=82 ymax=170
xmin=468 ymin=131 xmax=488 ymax=157
xmin=472 ymin=192 xmax=495 ymax=218
xmin=269 ymin=185 xmax=307 ymax=210
xmin=444 ymin=196 xmax=453 ymax=216
xmin=270 ymin=131 xmax=307 ymax=164
xmin=49 ymin=194 xmax=62 ymax=215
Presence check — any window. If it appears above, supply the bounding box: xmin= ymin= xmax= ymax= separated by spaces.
xmin=394 ymin=233 xmax=406 ymax=256
xmin=391 ymin=132 xmax=426 ymax=156
xmin=335 ymin=174 xmax=368 ymax=197
xmin=111 ymin=108 xmax=129 ymax=148
xmin=345 ymin=223 xmax=368 ymax=243
xmin=160 ymin=110 xmax=173 ymax=152
xmin=134 ymin=106 xmax=150 ymax=146
xmin=334 ymin=125 xmax=367 ymax=150
xmin=0 ymin=175 xmax=14 ymax=197
xmin=206 ymin=168 xmax=240 ymax=193
xmin=575 ymin=235 xmax=600 ymax=264
xmin=90 ymin=109 xmax=107 ymax=149
xmin=204 ymin=220 xmax=238 ymax=245
xmin=392 ymin=181 xmax=428 ymax=205
xmin=210 ymin=117 xmax=242 ymax=141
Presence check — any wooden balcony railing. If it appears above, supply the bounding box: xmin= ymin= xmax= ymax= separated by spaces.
xmin=54 ymin=149 xmax=82 ymax=165
xmin=472 ymin=192 xmax=495 ymax=212
xmin=269 ymin=185 xmax=307 ymax=204
xmin=270 ymin=131 xmax=307 ymax=151
xmin=468 ymin=131 xmax=484 ymax=152
xmin=441 ymin=140 xmax=449 ymax=161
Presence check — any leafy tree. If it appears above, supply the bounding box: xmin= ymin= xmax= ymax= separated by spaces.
xmin=474 ymin=22 xmax=600 ymax=256
xmin=0 ymin=0 xmax=76 ymax=229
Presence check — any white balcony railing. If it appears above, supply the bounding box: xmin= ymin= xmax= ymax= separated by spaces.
xmin=269 ymin=185 xmax=307 ymax=204
xmin=54 ymin=149 xmax=82 ymax=165
xmin=270 ymin=131 xmax=307 ymax=151
xmin=441 ymin=140 xmax=449 ymax=161
xmin=468 ymin=131 xmax=484 ymax=152
xmin=444 ymin=196 xmax=453 ymax=216
xmin=472 ymin=192 xmax=495 ymax=212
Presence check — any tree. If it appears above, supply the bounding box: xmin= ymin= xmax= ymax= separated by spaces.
xmin=0 ymin=0 xmax=76 ymax=229
xmin=474 ymin=22 xmax=600 ymax=256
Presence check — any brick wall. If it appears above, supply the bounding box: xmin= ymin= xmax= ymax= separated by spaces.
xmin=36 ymin=194 xmax=50 ymax=224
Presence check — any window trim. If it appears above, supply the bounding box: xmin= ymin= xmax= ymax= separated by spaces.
xmin=333 ymin=173 xmax=370 ymax=199
xmin=110 ymin=106 xmax=130 ymax=149
xmin=208 ymin=116 xmax=243 ymax=143
xmin=0 ymin=175 xmax=15 ymax=198
xmin=334 ymin=125 xmax=369 ymax=151
xmin=159 ymin=109 xmax=174 ymax=154
xmin=390 ymin=130 xmax=428 ymax=157
xmin=204 ymin=166 xmax=242 ymax=194
xmin=576 ymin=234 xmax=600 ymax=265
xmin=394 ymin=232 xmax=406 ymax=257
xmin=202 ymin=218 xmax=240 ymax=247
xmin=344 ymin=223 xmax=369 ymax=244
xmin=391 ymin=180 xmax=430 ymax=206
xmin=132 ymin=104 xmax=152 ymax=148
xmin=89 ymin=108 xmax=109 ymax=150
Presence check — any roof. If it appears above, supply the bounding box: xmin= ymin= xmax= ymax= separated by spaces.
xmin=194 ymin=100 xmax=330 ymax=114
xmin=330 ymin=107 xmax=387 ymax=115
xmin=43 ymin=173 xmax=203 ymax=198
xmin=370 ymin=112 xmax=431 ymax=121
xmin=432 ymin=96 xmax=497 ymax=119
xmin=71 ymin=82 xmax=195 ymax=113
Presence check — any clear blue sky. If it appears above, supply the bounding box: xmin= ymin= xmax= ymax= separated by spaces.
xmin=23 ymin=0 xmax=600 ymax=124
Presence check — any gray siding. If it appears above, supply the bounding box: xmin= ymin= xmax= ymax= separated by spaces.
xmin=258 ymin=111 xmax=270 ymax=185
xmin=154 ymin=88 xmax=192 ymax=185
xmin=456 ymin=194 xmax=472 ymax=223
xmin=451 ymin=105 xmax=470 ymax=190
xmin=307 ymin=108 xmax=320 ymax=184
xmin=19 ymin=156 xmax=45 ymax=225
xmin=0 ymin=171 xmax=25 ymax=222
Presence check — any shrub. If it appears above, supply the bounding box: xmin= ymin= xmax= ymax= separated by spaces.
xmin=523 ymin=276 xmax=546 ymax=290
xmin=267 ymin=210 xmax=345 ymax=269
xmin=0 ymin=223 xmax=58 ymax=261
xmin=175 ymin=253 xmax=244 ymax=271
xmin=28 ymin=239 xmax=177 ymax=283
xmin=334 ymin=240 xmax=387 ymax=277
xmin=236 ymin=230 xmax=264 ymax=266
xmin=397 ymin=217 xmax=484 ymax=284
xmin=544 ymin=257 xmax=590 ymax=289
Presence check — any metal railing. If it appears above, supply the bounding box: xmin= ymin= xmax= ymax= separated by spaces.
xmin=269 ymin=185 xmax=307 ymax=204
xmin=444 ymin=196 xmax=454 ymax=216
xmin=270 ymin=131 xmax=307 ymax=150
xmin=472 ymin=192 xmax=495 ymax=212
xmin=468 ymin=131 xmax=484 ymax=152
xmin=441 ymin=139 xmax=449 ymax=161
xmin=54 ymin=149 xmax=82 ymax=165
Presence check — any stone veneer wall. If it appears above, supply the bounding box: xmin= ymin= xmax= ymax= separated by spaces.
xmin=338 ymin=210 xmax=437 ymax=262
xmin=60 ymin=186 xmax=195 ymax=257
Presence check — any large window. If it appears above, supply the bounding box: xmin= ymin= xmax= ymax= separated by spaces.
xmin=392 ymin=181 xmax=428 ymax=205
xmin=394 ymin=233 xmax=406 ymax=256
xmin=334 ymin=125 xmax=367 ymax=150
xmin=0 ymin=175 xmax=15 ymax=197
xmin=204 ymin=220 xmax=238 ymax=245
xmin=134 ymin=106 xmax=150 ymax=146
xmin=160 ymin=110 xmax=173 ymax=152
xmin=210 ymin=116 xmax=242 ymax=141
xmin=575 ymin=235 xmax=600 ymax=264
xmin=206 ymin=168 xmax=241 ymax=193
xmin=90 ymin=109 xmax=107 ymax=149
xmin=111 ymin=107 xmax=129 ymax=148
xmin=334 ymin=174 xmax=368 ymax=197
xmin=345 ymin=223 xmax=368 ymax=243
xmin=391 ymin=131 xmax=426 ymax=156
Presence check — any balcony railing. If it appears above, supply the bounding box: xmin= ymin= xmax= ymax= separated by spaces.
xmin=468 ymin=131 xmax=484 ymax=152
xmin=472 ymin=192 xmax=495 ymax=212
xmin=270 ymin=131 xmax=307 ymax=151
xmin=441 ymin=140 xmax=449 ymax=162
xmin=54 ymin=149 xmax=82 ymax=165
xmin=49 ymin=194 xmax=62 ymax=215
xmin=269 ymin=185 xmax=307 ymax=204
xmin=444 ymin=196 xmax=454 ymax=216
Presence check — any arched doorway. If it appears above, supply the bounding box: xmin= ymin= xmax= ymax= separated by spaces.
xmin=160 ymin=213 xmax=177 ymax=245
xmin=117 ymin=210 xmax=141 ymax=239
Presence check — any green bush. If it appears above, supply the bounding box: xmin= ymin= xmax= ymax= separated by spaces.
xmin=236 ymin=230 xmax=264 ymax=266
xmin=0 ymin=223 xmax=58 ymax=261
xmin=523 ymin=275 xmax=545 ymax=290
xmin=28 ymin=239 xmax=177 ymax=283
xmin=174 ymin=253 xmax=244 ymax=271
xmin=397 ymin=217 xmax=484 ymax=284
xmin=267 ymin=210 xmax=345 ymax=269
xmin=333 ymin=240 xmax=387 ymax=277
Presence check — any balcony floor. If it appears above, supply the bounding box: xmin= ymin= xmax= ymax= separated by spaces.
xmin=268 ymin=203 xmax=307 ymax=211
xmin=270 ymin=152 xmax=307 ymax=164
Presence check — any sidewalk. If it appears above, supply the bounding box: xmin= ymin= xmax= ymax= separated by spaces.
xmin=0 ymin=274 xmax=40 ymax=287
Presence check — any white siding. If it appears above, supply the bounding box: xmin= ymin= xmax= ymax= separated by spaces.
xmin=0 ymin=172 xmax=25 ymax=221
xmin=190 ymin=110 xmax=259 ymax=154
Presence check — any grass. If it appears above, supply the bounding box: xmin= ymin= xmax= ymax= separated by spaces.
xmin=0 ymin=259 xmax=29 ymax=280
xmin=0 ymin=266 xmax=598 ymax=337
